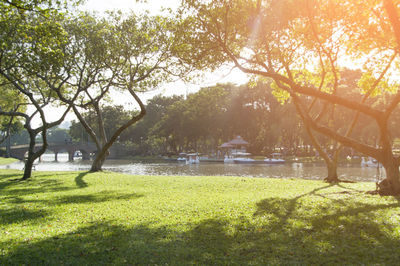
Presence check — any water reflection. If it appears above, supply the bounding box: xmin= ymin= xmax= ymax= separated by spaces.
xmin=0 ymin=154 xmax=385 ymax=182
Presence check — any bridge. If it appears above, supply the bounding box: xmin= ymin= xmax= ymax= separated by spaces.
xmin=5 ymin=142 xmax=103 ymax=161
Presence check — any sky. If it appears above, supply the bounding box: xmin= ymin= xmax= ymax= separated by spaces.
xmin=82 ymin=0 xmax=181 ymax=14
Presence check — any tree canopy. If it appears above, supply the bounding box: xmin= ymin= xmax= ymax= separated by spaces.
xmin=180 ymin=0 xmax=400 ymax=194
xmin=0 ymin=1 xmax=77 ymax=179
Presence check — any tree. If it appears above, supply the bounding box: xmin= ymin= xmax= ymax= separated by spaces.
xmin=50 ymin=12 xmax=193 ymax=172
xmin=0 ymin=5 xmax=80 ymax=179
xmin=182 ymin=0 xmax=400 ymax=195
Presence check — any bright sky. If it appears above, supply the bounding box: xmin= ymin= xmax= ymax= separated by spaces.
xmin=82 ymin=0 xmax=181 ymax=14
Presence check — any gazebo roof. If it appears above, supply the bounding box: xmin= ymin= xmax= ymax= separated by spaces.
xmin=228 ymin=136 xmax=249 ymax=145
xmin=219 ymin=142 xmax=234 ymax=148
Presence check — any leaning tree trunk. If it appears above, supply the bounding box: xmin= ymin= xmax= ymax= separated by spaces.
xmin=90 ymin=149 xmax=109 ymax=172
xmin=21 ymin=128 xmax=48 ymax=180
xmin=88 ymin=89 xmax=146 ymax=172
xmin=303 ymin=115 xmax=340 ymax=183
xmin=22 ymin=138 xmax=38 ymax=180
xmin=21 ymin=133 xmax=36 ymax=180
xmin=290 ymin=93 xmax=341 ymax=183
xmin=22 ymin=153 xmax=35 ymax=180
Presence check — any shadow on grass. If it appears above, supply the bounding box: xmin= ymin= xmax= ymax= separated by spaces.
xmin=0 ymin=171 xmax=75 ymax=191
xmin=2 ymin=196 xmax=400 ymax=264
xmin=4 ymin=191 xmax=144 ymax=205
xmin=1 ymin=178 xmax=73 ymax=198
xmin=253 ymin=184 xmax=400 ymax=264
xmin=1 ymin=171 xmax=143 ymax=226
xmin=0 ymin=173 xmax=24 ymax=191
xmin=0 ymin=173 xmax=22 ymax=180
xmin=53 ymin=191 xmax=144 ymax=204
xmin=0 ymin=170 xmax=86 ymax=197
xmin=0 ymin=221 xmax=240 ymax=265
xmin=0 ymin=208 xmax=48 ymax=225
xmin=75 ymin=172 xmax=89 ymax=188
xmin=0 ymin=190 xmax=143 ymax=226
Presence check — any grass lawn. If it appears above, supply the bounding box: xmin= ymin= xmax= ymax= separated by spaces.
xmin=1 ymin=170 xmax=400 ymax=265
xmin=0 ymin=157 xmax=17 ymax=165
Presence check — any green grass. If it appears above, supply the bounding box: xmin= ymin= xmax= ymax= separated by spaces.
xmin=0 ymin=157 xmax=18 ymax=165
xmin=1 ymin=170 xmax=400 ymax=265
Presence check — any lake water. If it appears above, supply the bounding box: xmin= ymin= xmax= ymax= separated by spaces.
xmin=0 ymin=153 xmax=384 ymax=182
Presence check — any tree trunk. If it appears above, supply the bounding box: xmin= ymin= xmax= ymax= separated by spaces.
xmin=21 ymin=139 xmax=38 ymax=180
xmin=376 ymin=118 xmax=400 ymax=195
xmin=6 ymin=133 xmax=11 ymax=158
xmin=379 ymin=159 xmax=400 ymax=195
xmin=21 ymin=134 xmax=37 ymax=180
xmin=301 ymin=112 xmax=340 ymax=183
xmin=325 ymin=160 xmax=339 ymax=183
xmin=90 ymin=150 xmax=109 ymax=172
xmin=22 ymin=155 xmax=35 ymax=180
xmin=21 ymin=128 xmax=48 ymax=180
xmin=90 ymin=157 xmax=104 ymax=172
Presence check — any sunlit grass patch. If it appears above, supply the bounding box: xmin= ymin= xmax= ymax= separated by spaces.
xmin=0 ymin=157 xmax=18 ymax=165
xmin=1 ymin=169 xmax=399 ymax=265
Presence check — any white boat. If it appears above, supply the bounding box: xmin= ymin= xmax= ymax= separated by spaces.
xmin=234 ymin=152 xmax=269 ymax=164
xmin=225 ymin=152 xmax=252 ymax=163
xmin=177 ymin=153 xmax=187 ymax=162
xmin=233 ymin=157 xmax=257 ymax=164
xmin=177 ymin=152 xmax=200 ymax=164
xmin=224 ymin=156 xmax=235 ymax=163
xmin=263 ymin=158 xmax=285 ymax=164
xmin=186 ymin=153 xmax=200 ymax=164
xmin=361 ymin=157 xmax=379 ymax=167
xmin=231 ymin=152 xmax=286 ymax=164
xmin=264 ymin=153 xmax=285 ymax=164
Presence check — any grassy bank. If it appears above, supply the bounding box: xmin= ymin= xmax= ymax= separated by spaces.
xmin=1 ymin=170 xmax=400 ymax=265
xmin=0 ymin=157 xmax=17 ymax=165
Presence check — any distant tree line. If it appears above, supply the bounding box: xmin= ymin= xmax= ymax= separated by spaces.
xmin=69 ymin=82 xmax=306 ymax=156
xmin=68 ymin=68 xmax=400 ymax=158
xmin=126 ymin=82 xmax=307 ymax=156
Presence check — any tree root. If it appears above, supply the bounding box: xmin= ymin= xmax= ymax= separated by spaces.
xmin=374 ymin=179 xmax=400 ymax=196
xmin=9 ymin=178 xmax=30 ymax=182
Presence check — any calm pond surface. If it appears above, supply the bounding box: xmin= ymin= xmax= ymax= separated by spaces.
xmin=0 ymin=154 xmax=385 ymax=182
